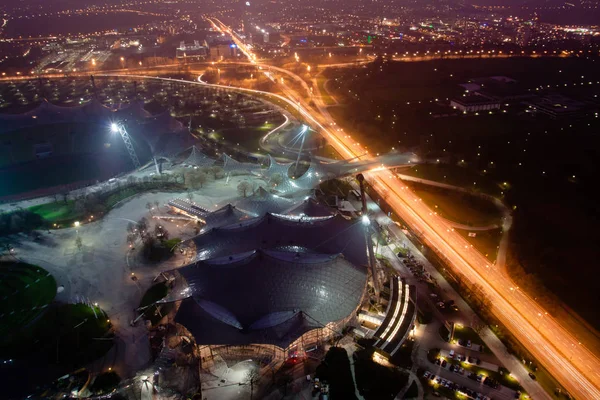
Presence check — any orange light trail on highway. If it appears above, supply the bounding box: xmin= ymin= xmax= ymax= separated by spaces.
xmin=206 ymin=16 xmax=600 ymax=400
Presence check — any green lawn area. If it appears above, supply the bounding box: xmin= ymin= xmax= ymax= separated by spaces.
xmin=456 ymin=228 xmax=503 ymax=262
xmin=29 ymin=200 xmax=83 ymax=224
xmin=452 ymin=325 xmax=485 ymax=347
xmin=318 ymin=178 xmax=354 ymax=198
xmin=0 ymin=303 xmax=113 ymax=367
xmin=316 ymin=77 xmax=336 ymax=106
xmin=354 ymin=347 xmax=409 ymax=399
xmin=406 ymin=182 xmax=503 ymax=227
xmin=140 ymin=281 xmax=173 ymax=325
xmin=0 ymin=262 xmax=56 ymax=338
xmin=400 ymin=164 xmax=503 ymax=197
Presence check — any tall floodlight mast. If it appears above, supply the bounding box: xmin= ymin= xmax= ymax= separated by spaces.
xmin=294 ymin=124 xmax=309 ymax=175
xmin=111 ymin=123 xmax=141 ymax=169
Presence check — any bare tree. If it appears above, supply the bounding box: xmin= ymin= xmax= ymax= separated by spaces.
xmin=211 ymin=166 xmax=225 ymax=180
xmin=153 ymin=200 xmax=160 ymax=210
xmin=154 ymin=224 xmax=169 ymax=240
xmin=75 ymin=236 xmax=83 ymax=251
xmin=237 ymin=181 xmax=253 ymax=197
xmin=245 ymin=368 xmax=261 ymax=400
xmin=137 ymin=217 xmax=148 ymax=238
xmin=185 ymin=171 xmax=208 ymax=189
xmin=187 ymin=190 xmax=194 ymax=201
xmin=146 ymin=202 xmax=153 ymax=215
xmin=196 ymin=172 xmax=208 ymax=188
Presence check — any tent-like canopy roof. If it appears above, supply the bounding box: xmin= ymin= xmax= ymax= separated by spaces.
xmin=233 ymin=187 xmax=295 ymax=216
xmin=175 ymin=249 xmax=367 ymax=348
xmin=191 ymin=213 xmax=368 ymax=266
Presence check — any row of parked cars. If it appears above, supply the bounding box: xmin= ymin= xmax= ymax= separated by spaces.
xmin=398 ymin=254 xmax=431 ymax=282
xmin=449 ymin=349 xmax=480 ymax=364
xmin=423 ymin=370 xmax=492 ymax=400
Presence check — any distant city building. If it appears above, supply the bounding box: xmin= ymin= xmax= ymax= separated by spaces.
xmin=450 ymin=95 xmax=500 ymax=112
xmin=527 ymin=94 xmax=591 ymax=119
xmin=176 ymin=40 xmax=207 ymax=59
xmin=209 ymin=41 xmax=239 ymax=60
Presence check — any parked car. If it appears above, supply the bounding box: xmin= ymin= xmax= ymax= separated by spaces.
xmin=529 ymin=372 xmax=537 ymax=380
xmin=476 ymin=374 xmax=484 ymax=383
xmin=449 ymin=350 xmax=455 ymax=358
xmin=423 ymin=371 xmax=431 ymax=379
xmin=456 ymin=354 xmax=463 ymax=362
xmin=441 ymin=359 xmax=448 ymax=368
xmin=467 ymin=340 xmax=472 ymax=348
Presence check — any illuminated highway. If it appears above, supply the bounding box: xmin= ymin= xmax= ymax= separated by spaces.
xmin=0 ymin=17 xmax=597 ymax=398
xmin=207 ymin=16 xmax=600 ymax=400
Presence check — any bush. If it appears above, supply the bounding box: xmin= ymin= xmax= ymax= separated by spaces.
xmin=316 ymin=347 xmax=358 ymax=400
xmin=163 ymin=237 xmax=182 ymax=250
xmin=427 ymin=348 xmax=440 ymax=364
xmin=0 ymin=209 xmax=45 ymax=236
xmin=354 ymin=348 xmax=408 ymax=399
xmin=91 ymin=371 xmax=121 ymax=394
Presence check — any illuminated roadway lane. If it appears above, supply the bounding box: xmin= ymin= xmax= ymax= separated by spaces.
xmin=205 ymin=17 xmax=600 ymax=399
xmin=94 ymin=66 xmax=597 ymax=398
xmin=4 ymin=15 xmax=590 ymax=396
xmin=1 ymin=22 xmax=596 ymax=397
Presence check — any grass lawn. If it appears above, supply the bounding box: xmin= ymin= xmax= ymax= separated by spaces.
xmin=400 ymin=164 xmax=502 ymax=197
xmin=140 ymin=282 xmax=168 ymax=308
xmin=452 ymin=325 xmax=485 ymax=347
xmin=354 ymin=347 xmax=409 ymax=399
xmin=29 ymin=200 xmax=84 ymax=224
xmin=0 ymin=303 xmax=113 ymax=367
xmin=318 ymin=178 xmax=354 ymax=198
xmin=316 ymin=77 xmax=337 ymax=106
xmin=0 ymin=262 xmax=56 ymax=338
xmin=406 ymin=182 xmax=503 ymax=227
xmin=456 ymin=228 xmax=503 ymax=262
xmin=140 ymin=281 xmax=173 ymax=325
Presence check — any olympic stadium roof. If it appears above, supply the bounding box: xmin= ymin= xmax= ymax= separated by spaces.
xmin=181 ymin=145 xmax=215 ymax=167
xmin=0 ymin=99 xmax=113 ymax=134
xmin=284 ymin=198 xmax=335 ymax=218
xmin=175 ymin=249 xmax=367 ymax=348
xmin=233 ymin=187 xmax=296 ymax=216
xmin=202 ymin=204 xmax=252 ymax=230
xmin=191 ymin=213 xmax=368 ymax=266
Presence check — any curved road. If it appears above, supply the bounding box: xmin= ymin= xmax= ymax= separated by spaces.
xmin=205 ymin=17 xmax=600 ymax=400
